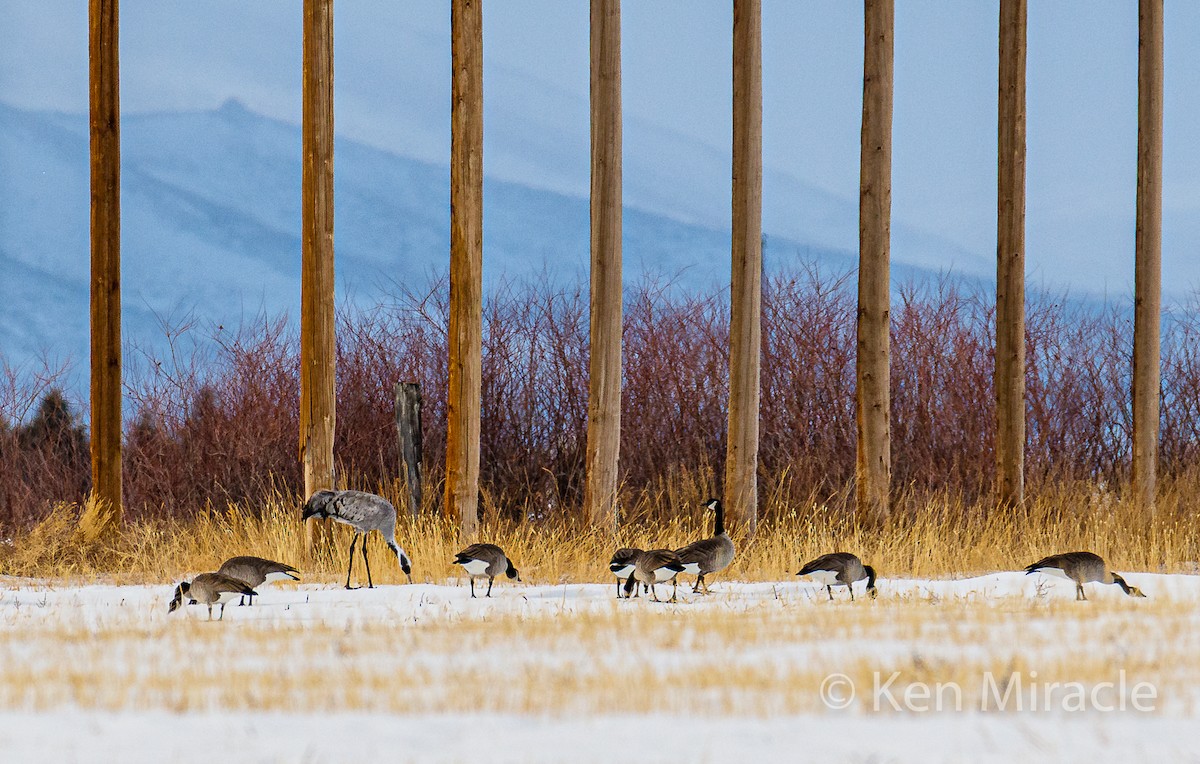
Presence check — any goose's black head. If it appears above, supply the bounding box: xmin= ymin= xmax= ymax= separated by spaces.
xmin=168 ymin=581 xmax=191 ymax=613
xmin=864 ymin=565 xmax=878 ymax=599
xmin=1112 ymin=573 xmax=1146 ymax=598
xmin=703 ymin=498 xmax=722 ymax=512
xmin=300 ymin=490 xmax=337 ymax=521
xmin=506 ymin=560 xmax=521 ymax=581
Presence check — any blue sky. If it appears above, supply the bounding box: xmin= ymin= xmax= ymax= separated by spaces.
xmin=3 ymin=1 xmax=1200 ymax=296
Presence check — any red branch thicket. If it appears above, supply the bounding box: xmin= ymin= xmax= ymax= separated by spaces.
xmin=2 ymin=269 xmax=1199 ymax=528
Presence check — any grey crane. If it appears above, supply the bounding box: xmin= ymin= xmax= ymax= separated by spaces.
xmin=216 ymin=555 xmax=300 ymax=605
xmin=453 ymin=543 xmax=521 ymax=597
xmin=675 ymin=498 xmax=736 ymax=594
xmin=300 ymin=489 xmax=414 ymax=588
xmin=796 ymin=552 xmax=878 ymax=601
xmin=168 ymin=573 xmax=257 ymax=620
xmin=1024 ymin=551 xmax=1146 ymax=601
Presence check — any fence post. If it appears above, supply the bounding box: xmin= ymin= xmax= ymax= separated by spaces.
xmin=394 ymin=382 xmax=423 ymax=516
xmin=995 ymin=0 xmax=1027 ymax=510
xmin=856 ymin=0 xmax=894 ymax=523
xmin=1132 ymin=0 xmax=1163 ymax=514
xmin=89 ymin=0 xmax=123 ymax=533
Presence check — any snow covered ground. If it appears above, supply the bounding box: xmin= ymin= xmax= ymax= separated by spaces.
xmin=1 ymin=572 xmax=1197 ymax=762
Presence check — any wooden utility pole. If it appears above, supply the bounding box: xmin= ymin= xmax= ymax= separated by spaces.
xmin=856 ymin=0 xmax=894 ymax=523
xmin=727 ymin=0 xmax=762 ymax=535
xmin=300 ymin=0 xmax=336 ymax=550
xmin=584 ymin=0 xmax=623 ymax=533
xmin=995 ymin=0 xmax=1027 ymax=509
xmin=446 ymin=0 xmax=483 ymax=541
xmin=1132 ymin=0 xmax=1163 ymax=512
xmin=89 ymin=0 xmax=122 ymax=529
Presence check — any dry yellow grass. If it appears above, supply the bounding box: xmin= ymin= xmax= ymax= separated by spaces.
xmin=0 ymin=593 xmax=1195 ymax=716
xmin=1 ymin=475 xmax=1197 ymax=584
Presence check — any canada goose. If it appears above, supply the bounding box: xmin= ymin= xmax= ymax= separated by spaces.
xmin=216 ymin=556 xmax=300 ymax=605
xmin=796 ymin=552 xmax=878 ymax=601
xmin=623 ymin=549 xmax=686 ymax=603
xmin=1024 ymin=551 xmax=1146 ymax=601
xmin=168 ymin=573 xmax=257 ymax=620
xmin=453 ymin=543 xmax=521 ymax=598
xmin=609 ymin=547 xmax=643 ymax=599
xmin=675 ymin=498 xmax=736 ymax=594
xmin=301 ymin=490 xmax=414 ymax=588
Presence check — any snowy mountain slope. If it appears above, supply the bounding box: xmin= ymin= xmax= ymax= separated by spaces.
xmin=0 ymin=100 xmax=873 ymax=377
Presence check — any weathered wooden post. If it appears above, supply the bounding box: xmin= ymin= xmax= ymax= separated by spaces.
xmin=300 ymin=0 xmax=336 ymax=551
xmin=584 ymin=0 xmax=623 ymax=533
xmin=995 ymin=0 xmax=1027 ymax=509
xmin=446 ymin=0 xmax=484 ymax=541
xmin=726 ymin=0 xmax=762 ymax=534
xmin=856 ymin=0 xmax=894 ymax=523
xmin=1132 ymin=0 xmax=1163 ymax=513
xmin=89 ymin=0 xmax=122 ymax=531
xmin=394 ymin=382 xmax=423 ymax=516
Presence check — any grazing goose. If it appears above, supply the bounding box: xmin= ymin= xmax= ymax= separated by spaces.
xmin=216 ymin=556 xmax=300 ymax=605
xmin=168 ymin=573 xmax=257 ymax=620
xmin=609 ymin=547 xmax=644 ymax=599
xmin=675 ymin=497 xmax=736 ymax=594
xmin=623 ymin=549 xmax=686 ymax=603
xmin=453 ymin=543 xmax=521 ymax=598
xmin=1024 ymin=551 xmax=1146 ymax=601
xmin=796 ymin=552 xmax=878 ymax=601
xmin=300 ymin=489 xmax=414 ymax=588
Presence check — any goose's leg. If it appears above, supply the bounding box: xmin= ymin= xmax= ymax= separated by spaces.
xmin=470 ymin=577 xmax=476 ymax=598
xmin=650 ymin=583 xmax=660 ymax=603
xmin=1077 ymin=584 xmax=1086 ymax=601
xmin=362 ymin=534 xmax=374 ymax=588
xmin=702 ymin=575 xmax=711 ymax=595
xmin=671 ymin=577 xmax=678 ymax=603
xmin=207 ymin=604 xmax=213 ymax=621
xmin=219 ymin=603 xmax=227 ymax=620
xmin=849 ymin=585 xmax=856 ymax=602
xmin=616 ymin=578 xmax=621 ymax=599
xmin=344 ymin=535 xmax=360 ymax=589
xmin=827 ymin=585 xmax=834 ymax=601
xmin=486 ymin=577 xmax=494 ymax=597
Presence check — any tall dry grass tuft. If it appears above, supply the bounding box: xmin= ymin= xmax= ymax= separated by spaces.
xmin=2 ymin=472 xmax=1197 ymax=583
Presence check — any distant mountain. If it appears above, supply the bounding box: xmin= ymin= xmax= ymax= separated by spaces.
xmin=0 ymin=99 xmax=980 ymax=388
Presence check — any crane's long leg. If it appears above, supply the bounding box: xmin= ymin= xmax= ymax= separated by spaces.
xmin=362 ymin=534 xmax=374 ymax=588
xmin=345 ymin=534 xmax=359 ymax=589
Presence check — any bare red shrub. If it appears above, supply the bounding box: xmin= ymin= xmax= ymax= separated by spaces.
xmin=2 ymin=269 xmax=1196 ymax=529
